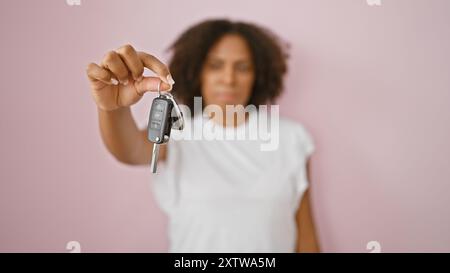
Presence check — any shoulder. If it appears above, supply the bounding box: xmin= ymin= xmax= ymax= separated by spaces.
xmin=278 ymin=117 xmax=316 ymax=157
xmin=279 ymin=117 xmax=314 ymax=142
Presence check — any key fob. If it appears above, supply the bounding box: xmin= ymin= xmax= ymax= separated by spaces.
xmin=147 ymin=92 xmax=184 ymax=173
xmin=147 ymin=96 xmax=173 ymax=144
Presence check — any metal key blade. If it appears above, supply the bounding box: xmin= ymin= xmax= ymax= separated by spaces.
xmin=150 ymin=143 xmax=160 ymax=173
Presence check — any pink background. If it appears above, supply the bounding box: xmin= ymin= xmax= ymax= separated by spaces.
xmin=1 ymin=0 xmax=449 ymax=252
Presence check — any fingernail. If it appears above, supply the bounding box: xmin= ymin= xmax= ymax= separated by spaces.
xmin=159 ymin=75 xmax=169 ymax=84
xmin=161 ymin=82 xmax=172 ymax=91
xmin=167 ymin=74 xmax=175 ymax=85
xmin=111 ymin=78 xmax=119 ymax=85
xmin=122 ymin=79 xmax=129 ymax=86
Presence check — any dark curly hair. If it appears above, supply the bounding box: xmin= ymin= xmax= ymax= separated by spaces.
xmin=166 ymin=19 xmax=290 ymax=113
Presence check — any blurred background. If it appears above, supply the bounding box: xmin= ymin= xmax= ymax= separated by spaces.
xmin=0 ymin=0 xmax=449 ymax=252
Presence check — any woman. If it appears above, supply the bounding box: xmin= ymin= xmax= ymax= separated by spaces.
xmin=86 ymin=19 xmax=320 ymax=253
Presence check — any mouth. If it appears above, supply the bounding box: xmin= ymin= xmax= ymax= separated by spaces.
xmin=215 ymin=92 xmax=238 ymax=103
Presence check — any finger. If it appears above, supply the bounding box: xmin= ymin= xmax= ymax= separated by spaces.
xmin=116 ymin=44 xmax=144 ymax=82
xmin=137 ymin=52 xmax=175 ymax=85
xmin=134 ymin=76 xmax=173 ymax=96
xmin=101 ymin=51 xmax=130 ymax=85
xmin=86 ymin=62 xmax=119 ymax=85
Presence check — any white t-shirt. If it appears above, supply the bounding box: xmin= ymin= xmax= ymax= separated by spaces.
xmin=150 ymin=109 xmax=315 ymax=253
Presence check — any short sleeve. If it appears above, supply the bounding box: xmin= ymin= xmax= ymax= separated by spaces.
xmin=300 ymin=125 xmax=315 ymax=159
xmin=290 ymin=123 xmax=316 ymax=209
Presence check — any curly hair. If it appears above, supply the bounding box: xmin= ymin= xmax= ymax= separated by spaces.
xmin=166 ymin=19 xmax=289 ymax=113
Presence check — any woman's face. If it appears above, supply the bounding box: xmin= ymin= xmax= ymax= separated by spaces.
xmin=200 ymin=34 xmax=255 ymax=112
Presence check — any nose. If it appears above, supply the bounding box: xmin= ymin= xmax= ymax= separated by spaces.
xmin=221 ymin=66 xmax=236 ymax=85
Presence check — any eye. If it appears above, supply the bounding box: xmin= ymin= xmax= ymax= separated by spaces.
xmin=207 ymin=61 xmax=222 ymax=70
xmin=235 ymin=63 xmax=252 ymax=72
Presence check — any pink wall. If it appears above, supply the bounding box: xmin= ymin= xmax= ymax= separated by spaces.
xmin=1 ymin=0 xmax=449 ymax=252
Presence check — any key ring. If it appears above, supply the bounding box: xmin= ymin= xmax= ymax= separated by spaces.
xmin=156 ymin=79 xmax=184 ymax=130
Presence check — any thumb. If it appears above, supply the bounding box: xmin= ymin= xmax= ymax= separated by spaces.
xmin=135 ymin=76 xmax=173 ymax=95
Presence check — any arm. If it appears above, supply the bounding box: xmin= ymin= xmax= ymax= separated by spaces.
xmin=98 ymin=106 xmax=166 ymax=165
xmin=88 ymin=44 xmax=173 ymax=166
xmin=295 ymin=160 xmax=321 ymax=253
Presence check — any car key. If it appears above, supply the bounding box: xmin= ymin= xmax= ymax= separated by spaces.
xmin=147 ymin=81 xmax=184 ymax=173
